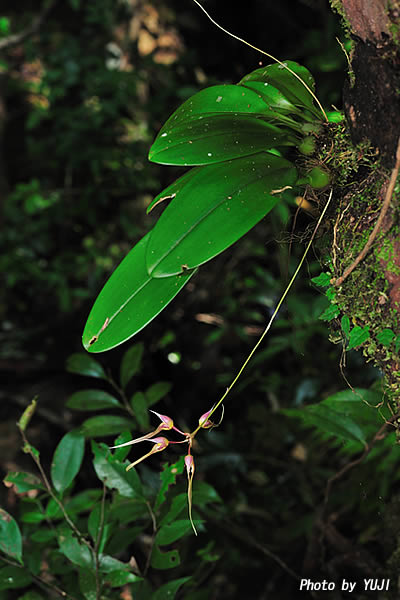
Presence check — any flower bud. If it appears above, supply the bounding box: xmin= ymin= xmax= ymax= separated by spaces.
xmin=184 ymin=453 xmax=195 ymax=475
xmin=199 ymin=409 xmax=214 ymax=429
xmin=151 ymin=437 xmax=170 ymax=452
xmin=149 ymin=410 xmax=174 ymax=430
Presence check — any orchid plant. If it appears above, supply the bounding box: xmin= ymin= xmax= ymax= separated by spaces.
xmin=110 ymin=406 xmax=222 ymax=534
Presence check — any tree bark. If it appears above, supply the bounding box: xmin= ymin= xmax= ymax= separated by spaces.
xmin=326 ymin=0 xmax=400 ymax=390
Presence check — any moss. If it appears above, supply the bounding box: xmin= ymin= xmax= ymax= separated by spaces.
xmin=329 ymin=0 xmax=353 ymax=40
xmin=313 ymin=120 xmax=400 ymax=399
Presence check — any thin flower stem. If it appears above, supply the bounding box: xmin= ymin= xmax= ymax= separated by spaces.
xmin=191 ymin=0 xmax=328 ymax=122
xmin=191 ymin=189 xmax=333 ymax=437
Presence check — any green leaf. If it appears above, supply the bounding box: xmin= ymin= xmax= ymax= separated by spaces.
xmin=284 ymin=404 xmax=366 ymax=445
xmin=149 ymin=113 xmax=293 ymax=166
xmin=66 ymin=353 xmax=107 ymax=379
xmin=192 ymin=480 xmax=222 ymax=506
xmin=146 ymin=153 xmax=297 ymax=277
xmin=3 ymin=472 xmax=44 ymax=494
xmin=20 ymin=511 xmax=45 ymax=524
xmin=105 ymin=570 xmax=141 ymax=587
xmin=341 ymin=315 xmax=350 ymax=338
xmin=156 ymin=456 xmax=185 ymax=510
xmin=17 ymin=398 xmax=37 ymax=432
xmin=348 ymin=326 xmax=370 ymax=350
xmin=321 ymin=388 xmax=389 ymax=422
xmin=156 ymin=84 xmax=270 ymax=128
xmin=81 ymin=415 xmax=135 ymax=438
xmin=120 ymin=343 xmax=144 ymax=388
xmin=156 ymin=520 xmax=193 ymax=545
xmin=65 ymin=489 xmax=102 ymax=514
xmin=66 ymin=390 xmax=121 ymax=411
xmin=92 ymin=441 xmax=143 ymax=498
xmin=152 ymin=576 xmax=190 ymax=600
xmin=239 ymin=61 xmax=319 ymax=117
xmin=82 ymin=233 xmax=196 ymax=353
xmin=0 ymin=509 xmax=23 ymax=563
xmin=239 ymin=81 xmax=298 ymax=114
xmin=151 ymin=545 xmax=180 ymax=570
xmin=78 ymin=568 xmax=97 ymax=600
xmin=311 ymin=272 xmax=331 ymax=287
xmin=110 ymin=431 xmax=134 ymax=462
xmin=98 ymin=554 xmax=132 ymax=573
xmin=159 ymin=494 xmax=187 ymax=527
xmin=58 ymin=529 xmax=93 ymax=569
xmin=51 ymin=430 xmax=85 ymax=494
xmin=145 ymin=381 xmax=172 ymax=407
xmin=130 ymin=392 xmax=150 ymax=429
xmin=0 ymin=566 xmax=31 ymax=590
xmin=377 ymin=328 xmax=395 ymax=347
xmin=319 ymin=303 xmax=340 ymax=321
xmin=31 ymin=530 xmax=56 ymax=543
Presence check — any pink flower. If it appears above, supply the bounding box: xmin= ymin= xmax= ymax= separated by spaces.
xmin=184 ymin=454 xmax=197 ymax=535
xmin=125 ymin=437 xmax=169 ymax=471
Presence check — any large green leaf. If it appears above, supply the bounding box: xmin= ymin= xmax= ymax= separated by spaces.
xmin=151 ymin=545 xmax=180 ymax=570
xmin=58 ymin=529 xmax=93 ymax=569
xmin=149 ymin=113 xmax=292 ymax=166
xmin=51 ymin=430 xmax=85 ymax=494
xmin=0 ymin=510 xmax=23 ymax=563
xmin=81 ymin=415 xmax=135 ymax=438
xmin=82 ymin=233 xmax=196 ymax=353
xmin=66 ymin=390 xmax=121 ymax=411
xmin=239 ymin=61 xmax=320 ymax=117
xmin=156 ymin=84 xmax=270 ymax=129
xmin=66 ymin=353 xmax=107 ymax=379
xmin=152 ymin=577 xmax=190 ymax=600
xmin=284 ymin=403 xmax=368 ymax=445
xmin=92 ymin=441 xmax=143 ymax=498
xmin=239 ymin=81 xmax=299 ymax=114
xmin=146 ymin=153 xmax=297 ymax=277
xmin=156 ymin=520 xmax=193 ymax=546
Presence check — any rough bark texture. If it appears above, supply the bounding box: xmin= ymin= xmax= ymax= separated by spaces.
xmin=313 ymin=3 xmax=400 ymax=591
xmin=327 ymin=0 xmax=400 ymax=392
xmin=340 ymin=0 xmax=400 ymax=167
xmin=341 ymin=0 xmax=394 ymax=41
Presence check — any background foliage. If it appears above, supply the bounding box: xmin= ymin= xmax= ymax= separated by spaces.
xmin=1 ymin=1 xmax=397 ymax=599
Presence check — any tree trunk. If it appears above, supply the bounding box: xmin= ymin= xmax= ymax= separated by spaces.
xmin=326 ymin=0 xmax=400 ymax=390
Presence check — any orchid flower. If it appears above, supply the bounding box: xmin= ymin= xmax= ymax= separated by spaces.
xmin=125 ymin=437 xmax=169 ymax=471
xmin=108 ymin=404 xmax=226 ymax=535
xmin=184 ymin=453 xmax=197 ymax=535
xmin=198 ymin=403 xmax=224 ymax=430
xmin=109 ymin=411 xmax=175 ymax=450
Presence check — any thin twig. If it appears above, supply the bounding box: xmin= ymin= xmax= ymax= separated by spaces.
xmin=107 ymin=374 xmax=135 ymax=418
xmin=94 ymin=484 xmax=107 ymax=600
xmin=17 ymin=425 xmax=91 ymax=549
xmin=0 ymin=0 xmax=56 ymax=50
xmin=334 ymin=137 xmax=400 ymax=287
xmin=143 ymin=500 xmax=157 ymax=576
